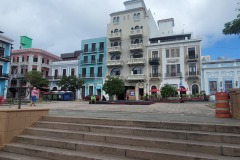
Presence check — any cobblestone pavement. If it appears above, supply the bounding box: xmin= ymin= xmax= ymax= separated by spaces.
xmin=3 ymin=101 xmax=240 ymax=125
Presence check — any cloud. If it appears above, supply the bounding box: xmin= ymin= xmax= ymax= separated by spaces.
xmin=0 ymin=0 xmax=239 ymax=56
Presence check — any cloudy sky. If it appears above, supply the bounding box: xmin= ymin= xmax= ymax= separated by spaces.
xmin=0 ymin=0 xmax=239 ymax=59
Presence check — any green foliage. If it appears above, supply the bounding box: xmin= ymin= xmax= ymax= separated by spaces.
xmin=24 ymin=71 xmax=48 ymax=88
xmin=160 ymin=84 xmax=176 ymax=99
xmin=223 ymin=3 xmax=240 ymax=35
xmin=102 ymin=75 xmax=125 ymax=96
xmin=57 ymin=76 xmax=85 ymax=91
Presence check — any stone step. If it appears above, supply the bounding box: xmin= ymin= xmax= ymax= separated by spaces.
xmin=3 ymin=143 xmax=140 ymax=160
xmin=42 ymin=116 xmax=240 ymax=134
xmin=4 ymin=142 xmax=240 ymax=160
xmin=15 ymin=134 xmax=240 ymax=157
xmin=0 ymin=151 xmax=49 ymax=160
xmin=32 ymin=121 xmax=240 ymax=144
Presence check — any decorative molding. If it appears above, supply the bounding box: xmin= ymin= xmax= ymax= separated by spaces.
xmin=222 ymin=71 xmax=234 ymax=77
xmin=167 ymin=58 xmax=179 ymax=63
xmin=206 ymin=72 xmax=219 ymax=78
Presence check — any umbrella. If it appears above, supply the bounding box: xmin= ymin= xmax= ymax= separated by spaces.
xmin=150 ymin=89 xmax=160 ymax=92
xmin=177 ymin=88 xmax=187 ymax=92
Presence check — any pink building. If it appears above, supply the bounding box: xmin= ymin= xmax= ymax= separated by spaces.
xmin=9 ymin=48 xmax=61 ymax=98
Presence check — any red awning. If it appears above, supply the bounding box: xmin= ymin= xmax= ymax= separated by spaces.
xmin=150 ymin=89 xmax=160 ymax=92
xmin=177 ymin=88 xmax=187 ymax=92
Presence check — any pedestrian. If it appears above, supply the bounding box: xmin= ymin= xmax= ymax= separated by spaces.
xmin=30 ymin=87 xmax=39 ymax=106
xmin=91 ymin=95 xmax=96 ymax=104
xmin=102 ymin=95 xmax=106 ymax=101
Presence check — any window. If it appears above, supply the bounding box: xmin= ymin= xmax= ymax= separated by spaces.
xmin=54 ymin=69 xmax=58 ymax=77
xmin=166 ymin=50 xmax=169 ymax=58
xmin=89 ymin=86 xmax=93 ymax=96
xmin=92 ymin=43 xmax=96 ymax=52
xmin=166 ymin=64 xmax=181 ymax=76
xmin=225 ymin=81 xmax=232 ymax=92
xmin=133 ymin=13 xmax=140 ymax=20
xmin=90 ymin=67 xmax=94 ymax=77
xmin=46 ymin=70 xmax=49 ymax=76
xmin=17 ymin=57 xmax=19 ymax=62
xmin=111 ymin=54 xmax=120 ymax=60
xmin=71 ymin=68 xmax=75 ymax=76
xmin=0 ymin=47 xmax=4 ymax=56
xmin=99 ymin=54 xmax=103 ymax=63
xmin=132 ymin=67 xmax=142 ymax=74
xmin=132 ymin=52 xmax=142 ymax=58
xmin=166 ymin=48 xmax=180 ymax=58
xmin=12 ymin=57 xmax=15 ymax=62
xmin=47 ymin=59 xmax=49 ymax=64
xmin=27 ymin=56 xmax=29 ymax=62
xmin=188 ymin=47 xmax=196 ymax=59
xmin=152 ymin=51 xmax=158 ymax=58
xmin=91 ymin=55 xmax=96 ymax=63
xmin=99 ymin=42 xmax=104 ymax=51
xmin=113 ymin=16 xmax=119 ymax=23
xmin=97 ymin=67 xmax=102 ymax=77
xmin=189 ymin=63 xmax=196 ymax=75
xmin=42 ymin=58 xmax=44 ymax=63
xmin=111 ymin=68 xmax=120 ymax=76
xmin=62 ymin=69 xmax=67 ymax=77
xmin=84 ymin=44 xmax=88 ymax=52
xmin=22 ymin=56 xmax=24 ymax=62
xmin=152 ymin=65 xmax=158 ymax=77
xmin=33 ymin=56 xmax=38 ymax=62
xmin=209 ymin=81 xmax=217 ymax=95
xmin=84 ymin=56 xmax=88 ymax=63
xmin=0 ymin=65 xmax=2 ymax=75
xmin=21 ymin=68 xmax=24 ymax=74
xmin=82 ymin=68 xmax=86 ymax=77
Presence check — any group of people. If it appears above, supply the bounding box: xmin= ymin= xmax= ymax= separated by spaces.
xmin=90 ymin=95 xmax=106 ymax=104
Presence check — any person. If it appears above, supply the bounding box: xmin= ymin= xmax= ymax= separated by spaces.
xmin=30 ymin=87 xmax=39 ymax=106
xmin=102 ymin=95 xmax=106 ymax=101
xmin=90 ymin=95 xmax=96 ymax=104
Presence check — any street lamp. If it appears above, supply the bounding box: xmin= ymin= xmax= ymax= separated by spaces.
xmin=179 ymin=75 xmax=184 ymax=103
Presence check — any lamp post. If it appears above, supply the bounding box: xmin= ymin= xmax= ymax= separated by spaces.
xmin=179 ymin=75 xmax=184 ymax=103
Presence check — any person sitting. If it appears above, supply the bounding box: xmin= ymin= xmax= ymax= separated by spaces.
xmin=90 ymin=95 xmax=96 ymax=104
xmin=102 ymin=95 xmax=106 ymax=101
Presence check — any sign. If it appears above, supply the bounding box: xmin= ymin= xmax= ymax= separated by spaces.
xmin=130 ymin=91 xmax=135 ymax=96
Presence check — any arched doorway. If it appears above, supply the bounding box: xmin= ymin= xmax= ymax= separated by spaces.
xmin=192 ymin=84 xmax=199 ymax=95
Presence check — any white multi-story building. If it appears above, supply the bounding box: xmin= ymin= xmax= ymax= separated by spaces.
xmin=106 ymin=0 xmax=202 ymax=100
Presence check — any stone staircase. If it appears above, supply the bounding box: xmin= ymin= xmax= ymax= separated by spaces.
xmin=0 ymin=116 xmax=240 ymax=160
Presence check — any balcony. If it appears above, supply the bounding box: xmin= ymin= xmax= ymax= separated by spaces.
xmin=129 ymin=43 xmax=143 ymax=52
xmin=127 ymin=58 xmax=145 ymax=66
xmin=46 ymin=76 xmax=62 ymax=81
xmin=186 ymin=71 xmax=200 ymax=79
xmin=106 ymin=60 xmax=124 ymax=67
xmin=0 ymin=73 xmax=9 ymax=80
xmin=186 ymin=55 xmax=199 ymax=62
xmin=108 ymin=32 xmax=122 ymax=40
xmin=130 ymin=29 xmax=143 ymax=37
xmin=107 ymin=75 xmax=124 ymax=80
xmin=149 ymin=57 xmax=160 ymax=65
xmin=107 ymin=46 xmax=121 ymax=54
xmin=126 ymin=74 xmax=146 ymax=81
xmin=81 ymin=60 xmax=96 ymax=65
xmin=150 ymin=73 xmax=161 ymax=79
xmin=79 ymin=74 xmax=96 ymax=78
xmin=0 ymin=55 xmax=11 ymax=62
xmin=41 ymin=63 xmax=50 ymax=68
xmin=165 ymin=72 xmax=182 ymax=78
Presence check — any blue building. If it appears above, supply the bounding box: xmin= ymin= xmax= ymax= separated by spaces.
xmin=0 ymin=31 xmax=13 ymax=98
xmin=202 ymin=56 xmax=240 ymax=95
xmin=79 ymin=37 xmax=107 ymax=99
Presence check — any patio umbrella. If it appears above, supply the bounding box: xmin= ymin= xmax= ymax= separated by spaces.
xmin=149 ymin=89 xmax=160 ymax=92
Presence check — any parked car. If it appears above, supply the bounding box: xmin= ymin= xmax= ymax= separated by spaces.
xmin=83 ymin=95 xmax=100 ymax=101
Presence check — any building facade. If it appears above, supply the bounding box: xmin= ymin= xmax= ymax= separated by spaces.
xmin=0 ymin=31 xmax=13 ymax=99
xmin=106 ymin=0 xmax=159 ymax=100
xmin=10 ymin=48 xmax=61 ymax=98
xmin=48 ymin=51 xmax=81 ymax=99
xmin=202 ymin=57 xmax=240 ymax=95
xmin=79 ymin=37 xmax=107 ymax=99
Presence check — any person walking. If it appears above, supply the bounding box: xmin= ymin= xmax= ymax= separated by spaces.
xmin=30 ymin=87 xmax=39 ymax=106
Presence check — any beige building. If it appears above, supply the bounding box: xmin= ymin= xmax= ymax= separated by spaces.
xmin=106 ymin=0 xmax=201 ymax=100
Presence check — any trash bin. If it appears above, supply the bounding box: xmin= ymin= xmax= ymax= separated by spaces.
xmin=215 ymin=92 xmax=231 ymax=118
xmin=228 ymin=89 xmax=240 ymax=119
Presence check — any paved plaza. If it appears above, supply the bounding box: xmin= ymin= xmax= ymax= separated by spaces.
xmin=3 ymin=100 xmax=240 ymax=125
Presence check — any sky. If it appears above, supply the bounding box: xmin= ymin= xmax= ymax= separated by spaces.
xmin=0 ymin=0 xmax=239 ymax=60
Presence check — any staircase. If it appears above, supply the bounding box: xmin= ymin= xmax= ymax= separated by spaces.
xmin=0 ymin=116 xmax=240 ymax=160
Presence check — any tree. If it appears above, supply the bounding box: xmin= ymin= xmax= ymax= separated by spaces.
xmin=160 ymin=84 xmax=177 ymax=99
xmin=223 ymin=3 xmax=240 ymax=35
xmin=57 ymin=76 xmax=85 ymax=100
xmin=24 ymin=71 xmax=49 ymax=88
xmin=102 ymin=76 xmax=125 ymax=99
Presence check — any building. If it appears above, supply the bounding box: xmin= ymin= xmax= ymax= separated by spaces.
xmin=48 ymin=51 xmax=81 ymax=99
xmin=201 ymin=56 xmax=240 ymax=95
xmin=79 ymin=37 xmax=107 ymax=99
xmin=147 ymin=18 xmax=202 ymax=97
xmin=9 ymin=36 xmax=61 ymax=98
xmin=106 ymin=0 xmax=159 ymax=100
xmin=0 ymin=31 xmax=13 ymax=99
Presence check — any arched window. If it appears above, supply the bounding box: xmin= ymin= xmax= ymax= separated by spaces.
xmin=131 ymin=27 xmax=134 ymax=30
xmin=132 ymin=67 xmax=142 ymax=74
xmin=137 ymin=13 xmax=140 ymax=19
xmin=132 ymin=52 xmax=143 ymax=58
xmin=133 ymin=13 xmax=137 ymax=20
xmin=113 ymin=17 xmax=116 ymax=23
xmin=113 ymin=42 xmax=118 ymax=46
xmin=119 ymin=29 xmax=122 ymax=32
xmin=140 ymin=26 xmax=143 ymax=29
xmin=192 ymin=84 xmax=199 ymax=95
xmin=114 ymin=29 xmax=119 ymax=33
xmin=111 ymin=68 xmax=120 ymax=76
xmin=117 ymin=16 xmax=119 ymax=22
xmin=135 ymin=25 xmax=140 ymax=29
xmin=111 ymin=30 xmax=113 ymax=33
xmin=111 ymin=54 xmax=120 ymax=60
xmin=134 ymin=39 xmax=140 ymax=44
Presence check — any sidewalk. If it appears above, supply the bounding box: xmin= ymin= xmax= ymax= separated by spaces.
xmin=2 ymin=101 xmax=240 ymax=125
